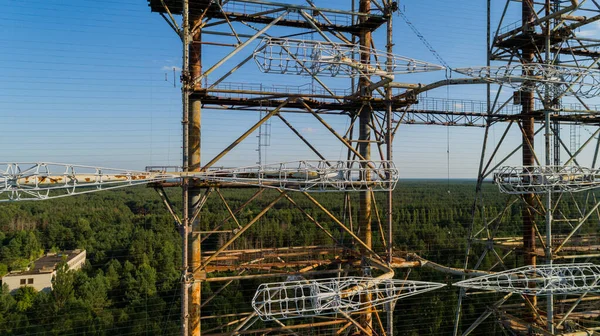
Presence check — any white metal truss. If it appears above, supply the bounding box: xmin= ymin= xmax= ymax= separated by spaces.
xmin=454 ymin=263 xmax=600 ymax=296
xmin=254 ymin=37 xmax=445 ymax=78
xmin=0 ymin=162 xmax=177 ymax=202
xmin=198 ymin=160 xmax=398 ymax=192
xmin=0 ymin=160 xmax=398 ymax=201
xmin=251 ymin=276 xmax=446 ymax=321
xmin=454 ymin=64 xmax=600 ymax=98
xmin=494 ymin=165 xmax=600 ymax=194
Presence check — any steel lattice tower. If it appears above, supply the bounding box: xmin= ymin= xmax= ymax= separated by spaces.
xmin=146 ymin=1 xmax=431 ymax=335
xmin=453 ymin=1 xmax=600 ymax=335
xmin=5 ymin=1 xmax=600 ymax=335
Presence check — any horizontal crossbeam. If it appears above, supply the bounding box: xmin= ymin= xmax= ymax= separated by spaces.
xmin=1 ymin=160 xmax=398 ymax=201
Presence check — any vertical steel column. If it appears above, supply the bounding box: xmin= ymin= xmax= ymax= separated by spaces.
xmin=181 ymin=2 xmax=202 ymax=335
xmin=385 ymin=2 xmax=394 ymax=335
xmin=358 ymin=0 xmax=373 ymax=334
xmin=178 ymin=3 xmax=203 ymax=335
xmin=544 ymin=1 xmax=554 ymax=332
xmin=181 ymin=1 xmax=190 ymax=335
xmin=385 ymin=0 xmax=394 ymax=271
xmin=551 ymin=0 xmax=561 ymax=168
xmin=521 ymin=0 xmax=537 ymax=282
xmin=544 ymin=122 xmax=554 ymax=335
xmin=188 ymin=10 xmax=202 ymax=336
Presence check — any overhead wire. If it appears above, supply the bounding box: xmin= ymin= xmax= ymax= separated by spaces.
xmin=3 ymin=0 xmax=592 ymax=335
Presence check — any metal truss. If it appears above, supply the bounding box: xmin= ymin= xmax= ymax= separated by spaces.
xmin=494 ymin=165 xmax=600 ymax=194
xmin=198 ymin=160 xmax=398 ymax=192
xmin=0 ymin=160 xmax=399 ymax=201
xmin=145 ymin=0 xmax=503 ymax=335
xmin=454 ymin=64 xmax=600 ymax=98
xmin=251 ymin=276 xmax=445 ymax=321
xmin=454 ymin=1 xmax=600 ymax=333
xmin=0 ymin=162 xmax=175 ymax=202
xmin=492 ymin=1 xmax=600 ymax=61
xmin=149 ymin=0 xmax=387 ymax=33
xmin=254 ymin=37 xmax=445 ymax=78
xmin=454 ymin=263 xmax=600 ymax=296
xmin=402 ymin=97 xmax=493 ymax=127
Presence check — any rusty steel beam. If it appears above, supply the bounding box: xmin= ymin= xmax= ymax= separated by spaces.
xmin=200 ymin=188 xmax=264 ymax=245
xmin=276 ymin=114 xmax=329 ymax=163
xmin=201 ymin=100 xmax=288 ymax=171
xmin=188 ymin=6 xmax=203 ymax=336
xmin=154 ymin=186 xmax=182 ymax=227
xmin=181 ymin=1 xmax=191 ymax=335
xmin=215 ymin=189 xmax=242 ymax=229
xmin=200 ymin=270 xmax=245 ymax=309
xmin=196 ymin=192 xmax=286 ymax=270
xmin=358 ymin=1 xmax=374 ymax=334
xmin=203 ymin=319 xmax=349 ymax=336
xmin=302 ymin=192 xmax=381 ymax=262
xmin=279 ymin=191 xmax=339 ymax=244
xmin=146 ymin=2 xmax=401 ymax=335
xmin=520 ymin=2 xmax=538 ymax=318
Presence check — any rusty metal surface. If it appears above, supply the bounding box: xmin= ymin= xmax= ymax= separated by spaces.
xmin=147 ymin=0 xmax=386 ymax=33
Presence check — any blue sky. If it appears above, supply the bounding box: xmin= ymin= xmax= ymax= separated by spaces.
xmin=1 ymin=0 xmax=598 ymax=178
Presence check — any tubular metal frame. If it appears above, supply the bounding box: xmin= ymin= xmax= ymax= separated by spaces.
xmin=494 ymin=165 xmax=600 ymax=194
xmin=254 ymin=37 xmax=445 ymax=78
xmin=198 ymin=160 xmax=398 ymax=192
xmin=454 ymin=1 xmax=600 ymax=335
xmin=252 ymin=276 xmax=445 ymax=321
xmin=18 ymin=0 xmax=600 ymax=335
xmin=0 ymin=160 xmax=399 ymax=201
xmin=63 ymin=2 xmax=413 ymax=335
xmin=454 ymin=263 xmax=600 ymax=296
xmin=454 ymin=64 xmax=600 ymax=98
xmin=0 ymin=162 xmax=175 ymax=201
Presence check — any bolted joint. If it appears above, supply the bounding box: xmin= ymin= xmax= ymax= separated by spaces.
xmin=180 ymin=70 xmax=194 ymax=90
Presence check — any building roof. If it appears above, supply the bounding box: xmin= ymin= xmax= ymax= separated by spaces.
xmin=3 ymin=249 xmax=85 ymax=276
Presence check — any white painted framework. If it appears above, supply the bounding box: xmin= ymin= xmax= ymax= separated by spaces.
xmin=200 ymin=160 xmax=398 ymax=192
xmin=454 ymin=64 xmax=600 ymax=98
xmin=454 ymin=263 xmax=600 ymax=295
xmin=251 ymin=276 xmax=445 ymax=321
xmin=254 ymin=37 xmax=445 ymax=78
xmin=0 ymin=160 xmax=399 ymax=201
xmin=493 ymin=165 xmax=600 ymax=194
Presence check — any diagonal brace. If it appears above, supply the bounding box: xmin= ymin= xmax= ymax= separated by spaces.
xmin=154 ymin=186 xmax=182 ymax=227
xmin=303 ymin=192 xmax=383 ymax=262
xmin=197 ymin=192 xmax=286 ymax=270
xmin=554 ymin=200 xmax=600 ymax=254
xmin=202 ymin=101 xmax=288 ymax=171
xmin=194 ymin=10 xmax=288 ymax=86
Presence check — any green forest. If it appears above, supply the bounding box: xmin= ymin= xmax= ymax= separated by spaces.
xmin=0 ymin=181 xmax=525 ymax=335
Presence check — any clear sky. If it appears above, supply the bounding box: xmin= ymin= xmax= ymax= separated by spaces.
xmin=1 ymin=0 xmax=599 ymax=178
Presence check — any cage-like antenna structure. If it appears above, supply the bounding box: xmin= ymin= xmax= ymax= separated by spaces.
xmin=254 ymin=37 xmax=445 ymax=78
xmin=454 ymin=64 xmax=600 ymax=98
xmin=1 ymin=160 xmax=399 ymax=201
xmin=251 ymin=276 xmax=445 ymax=321
xmin=454 ymin=263 xmax=600 ymax=296
xmin=0 ymin=162 xmax=176 ymax=202
xmin=198 ymin=160 xmax=398 ymax=192
xmin=494 ymin=165 xmax=600 ymax=194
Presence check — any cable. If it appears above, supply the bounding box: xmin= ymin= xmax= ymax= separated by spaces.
xmin=398 ymin=9 xmax=452 ymax=71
